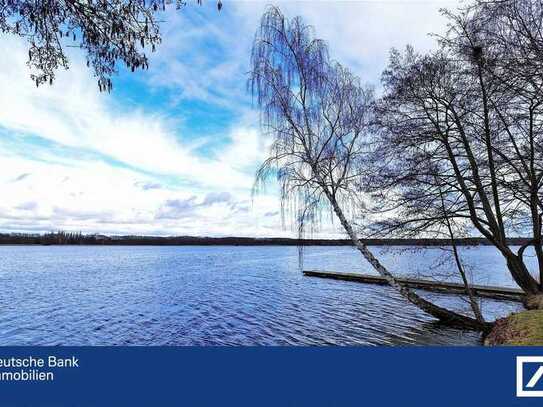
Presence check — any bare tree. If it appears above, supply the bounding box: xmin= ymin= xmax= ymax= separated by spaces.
xmin=370 ymin=0 xmax=543 ymax=308
xmin=250 ymin=6 xmax=490 ymax=331
xmin=0 ymin=0 xmax=222 ymax=91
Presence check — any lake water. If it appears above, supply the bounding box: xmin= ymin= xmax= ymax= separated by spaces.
xmin=0 ymin=245 xmax=528 ymax=346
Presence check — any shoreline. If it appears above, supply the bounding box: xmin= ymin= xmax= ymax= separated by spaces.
xmin=485 ymin=310 xmax=543 ymax=345
xmin=0 ymin=234 xmax=536 ymax=247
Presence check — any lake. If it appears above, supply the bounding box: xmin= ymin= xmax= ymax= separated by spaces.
xmin=0 ymin=245 xmax=527 ymax=346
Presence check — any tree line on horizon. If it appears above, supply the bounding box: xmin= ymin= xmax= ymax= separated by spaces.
xmin=2 ymin=231 xmax=527 ymax=246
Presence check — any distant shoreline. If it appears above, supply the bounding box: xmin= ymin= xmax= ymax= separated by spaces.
xmin=0 ymin=233 xmax=533 ymax=246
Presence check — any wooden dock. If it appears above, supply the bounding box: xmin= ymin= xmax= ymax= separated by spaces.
xmin=303 ymin=270 xmax=524 ymax=302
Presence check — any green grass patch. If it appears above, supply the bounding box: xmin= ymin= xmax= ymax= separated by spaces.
xmin=486 ymin=310 xmax=543 ymax=346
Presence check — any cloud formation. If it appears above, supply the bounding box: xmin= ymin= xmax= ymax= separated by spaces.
xmin=0 ymin=0 xmax=460 ymax=237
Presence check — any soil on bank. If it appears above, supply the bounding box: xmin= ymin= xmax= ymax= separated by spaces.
xmin=485 ymin=310 xmax=543 ymax=346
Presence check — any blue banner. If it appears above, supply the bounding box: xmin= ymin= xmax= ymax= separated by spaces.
xmin=0 ymin=347 xmax=542 ymax=406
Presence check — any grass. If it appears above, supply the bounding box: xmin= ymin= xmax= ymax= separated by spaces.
xmin=486 ymin=310 xmax=543 ymax=346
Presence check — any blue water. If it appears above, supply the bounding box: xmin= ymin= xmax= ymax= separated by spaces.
xmin=0 ymin=245 xmax=526 ymax=346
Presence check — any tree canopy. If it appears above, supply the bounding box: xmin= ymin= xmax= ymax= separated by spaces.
xmin=0 ymin=0 xmax=222 ymax=91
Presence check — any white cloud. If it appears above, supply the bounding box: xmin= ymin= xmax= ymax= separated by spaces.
xmin=0 ymin=36 xmax=266 ymax=191
xmin=143 ymin=4 xmax=255 ymax=108
xmin=0 ymin=150 xmax=291 ymax=236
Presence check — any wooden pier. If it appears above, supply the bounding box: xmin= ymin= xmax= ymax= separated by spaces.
xmin=303 ymin=270 xmax=524 ymax=302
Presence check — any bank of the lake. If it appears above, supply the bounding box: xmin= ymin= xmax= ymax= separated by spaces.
xmin=485 ymin=310 xmax=543 ymax=346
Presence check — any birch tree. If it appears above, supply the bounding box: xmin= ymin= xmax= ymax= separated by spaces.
xmin=250 ymin=7 xmax=490 ymax=331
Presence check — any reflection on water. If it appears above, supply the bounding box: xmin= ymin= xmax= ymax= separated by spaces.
xmin=0 ymin=245 xmax=523 ymax=345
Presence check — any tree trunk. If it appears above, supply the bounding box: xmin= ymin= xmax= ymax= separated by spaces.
xmin=322 ymin=188 xmax=492 ymax=332
xmin=505 ymin=255 xmax=541 ymax=295
xmin=436 ymin=175 xmax=485 ymax=324
xmin=524 ymin=294 xmax=543 ymax=310
xmin=449 ymin=235 xmax=485 ymax=324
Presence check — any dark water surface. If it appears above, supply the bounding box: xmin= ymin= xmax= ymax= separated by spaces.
xmin=0 ymin=245 xmax=525 ymax=345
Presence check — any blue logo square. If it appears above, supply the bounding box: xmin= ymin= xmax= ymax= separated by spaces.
xmin=517 ymin=357 xmax=543 ymax=397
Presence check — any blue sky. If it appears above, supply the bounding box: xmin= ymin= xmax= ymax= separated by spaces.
xmin=0 ymin=0 xmax=457 ymax=237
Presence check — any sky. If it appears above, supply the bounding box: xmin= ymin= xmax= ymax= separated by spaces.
xmin=0 ymin=0 xmax=459 ymax=237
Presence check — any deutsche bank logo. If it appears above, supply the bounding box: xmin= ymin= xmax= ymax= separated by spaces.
xmin=517 ymin=357 xmax=543 ymax=397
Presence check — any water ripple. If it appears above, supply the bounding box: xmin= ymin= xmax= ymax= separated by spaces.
xmin=0 ymin=245 xmax=523 ymax=345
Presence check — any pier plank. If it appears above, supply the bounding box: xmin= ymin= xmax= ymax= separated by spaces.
xmin=303 ymin=270 xmax=524 ymax=302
